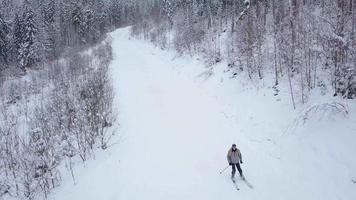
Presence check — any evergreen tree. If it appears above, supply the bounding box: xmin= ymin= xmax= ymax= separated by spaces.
xmin=163 ymin=0 xmax=175 ymax=27
xmin=71 ymin=2 xmax=90 ymax=45
xmin=13 ymin=13 xmax=23 ymax=54
xmin=42 ymin=0 xmax=57 ymax=59
xmin=0 ymin=11 xmax=10 ymax=67
xmin=18 ymin=3 xmax=39 ymax=71
xmin=93 ymin=0 xmax=109 ymax=37
xmin=109 ymin=0 xmax=122 ymax=27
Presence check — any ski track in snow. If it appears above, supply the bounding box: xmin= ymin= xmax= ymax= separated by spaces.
xmin=47 ymin=28 xmax=356 ymax=200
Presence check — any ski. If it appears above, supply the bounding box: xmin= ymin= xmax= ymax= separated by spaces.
xmin=231 ymin=178 xmax=240 ymax=191
xmin=241 ymin=176 xmax=253 ymax=189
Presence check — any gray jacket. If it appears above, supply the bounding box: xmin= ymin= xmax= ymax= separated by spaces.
xmin=227 ymin=148 xmax=242 ymax=164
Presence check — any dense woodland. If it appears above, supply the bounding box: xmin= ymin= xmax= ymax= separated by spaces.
xmin=0 ymin=0 xmax=138 ymax=76
xmin=130 ymin=0 xmax=356 ymax=106
xmin=0 ymin=0 xmax=355 ymax=199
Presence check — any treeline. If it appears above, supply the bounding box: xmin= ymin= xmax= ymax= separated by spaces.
xmin=0 ymin=0 xmax=137 ymax=76
xmin=129 ymin=0 xmax=356 ymax=105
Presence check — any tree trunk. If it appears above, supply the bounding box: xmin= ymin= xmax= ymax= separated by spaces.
xmin=288 ymin=66 xmax=296 ymax=109
xmin=274 ymin=39 xmax=278 ymax=85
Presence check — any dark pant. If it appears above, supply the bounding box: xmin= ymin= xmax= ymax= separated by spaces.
xmin=231 ymin=163 xmax=243 ymax=177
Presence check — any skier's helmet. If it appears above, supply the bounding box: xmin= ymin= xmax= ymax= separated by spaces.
xmin=232 ymin=144 xmax=237 ymax=148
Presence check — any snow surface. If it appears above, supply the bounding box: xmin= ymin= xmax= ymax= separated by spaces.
xmin=47 ymin=27 xmax=356 ymax=200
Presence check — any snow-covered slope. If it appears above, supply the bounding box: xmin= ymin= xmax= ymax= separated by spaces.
xmin=48 ymin=27 xmax=356 ymax=200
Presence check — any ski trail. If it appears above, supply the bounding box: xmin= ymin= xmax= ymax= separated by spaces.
xmin=48 ymin=28 xmax=356 ymax=200
xmin=48 ymin=28 xmax=297 ymax=200
xmin=48 ymin=27 xmax=243 ymax=200
xmin=110 ymin=28 xmax=238 ymax=199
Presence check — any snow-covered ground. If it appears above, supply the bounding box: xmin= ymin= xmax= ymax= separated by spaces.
xmin=48 ymin=27 xmax=356 ymax=200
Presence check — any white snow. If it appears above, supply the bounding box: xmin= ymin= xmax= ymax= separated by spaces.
xmin=47 ymin=27 xmax=356 ymax=200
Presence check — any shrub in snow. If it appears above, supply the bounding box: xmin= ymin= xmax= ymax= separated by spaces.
xmin=300 ymin=102 xmax=348 ymax=124
xmin=0 ymin=39 xmax=115 ymax=199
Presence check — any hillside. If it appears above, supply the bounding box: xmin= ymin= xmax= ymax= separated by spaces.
xmin=45 ymin=27 xmax=356 ymax=200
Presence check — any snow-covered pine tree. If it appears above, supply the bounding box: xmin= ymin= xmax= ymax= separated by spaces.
xmin=0 ymin=11 xmax=10 ymax=68
xmin=71 ymin=1 xmax=91 ymax=45
xmin=70 ymin=2 xmax=82 ymax=45
xmin=41 ymin=0 xmax=57 ymax=60
xmin=92 ymin=0 xmax=109 ymax=39
xmin=109 ymin=0 xmax=123 ymax=27
xmin=12 ymin=13 xmax=23 ymax=56
xmin=80 ymin=8 xmax=92 ymax=44
xmin=162 ymin=0 xmax=175 ymax=27
xmin=18 ymin=2 xmax=39 ymax=71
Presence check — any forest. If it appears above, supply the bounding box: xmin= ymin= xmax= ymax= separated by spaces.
xmin=130 ymin=0 xmax=356 ymax=106
xmin=0 ymin=0 xmax=355 ymax=199
xmin=0 ymin=0 xmax=129 ymax=199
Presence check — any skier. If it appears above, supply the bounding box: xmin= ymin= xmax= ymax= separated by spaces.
xmin=227 ymin=144 xmax=243 ymax=179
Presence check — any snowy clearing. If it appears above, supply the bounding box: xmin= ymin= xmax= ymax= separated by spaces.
xmin=48 ymin=28 xmax=356 ymax=200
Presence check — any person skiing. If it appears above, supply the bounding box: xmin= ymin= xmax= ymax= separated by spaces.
xmin=227 ymin=144 xmax=243 ymax=179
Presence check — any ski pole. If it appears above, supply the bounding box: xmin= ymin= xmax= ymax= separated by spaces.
xmin=219 ymin=165 xmax=230 ymax=174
